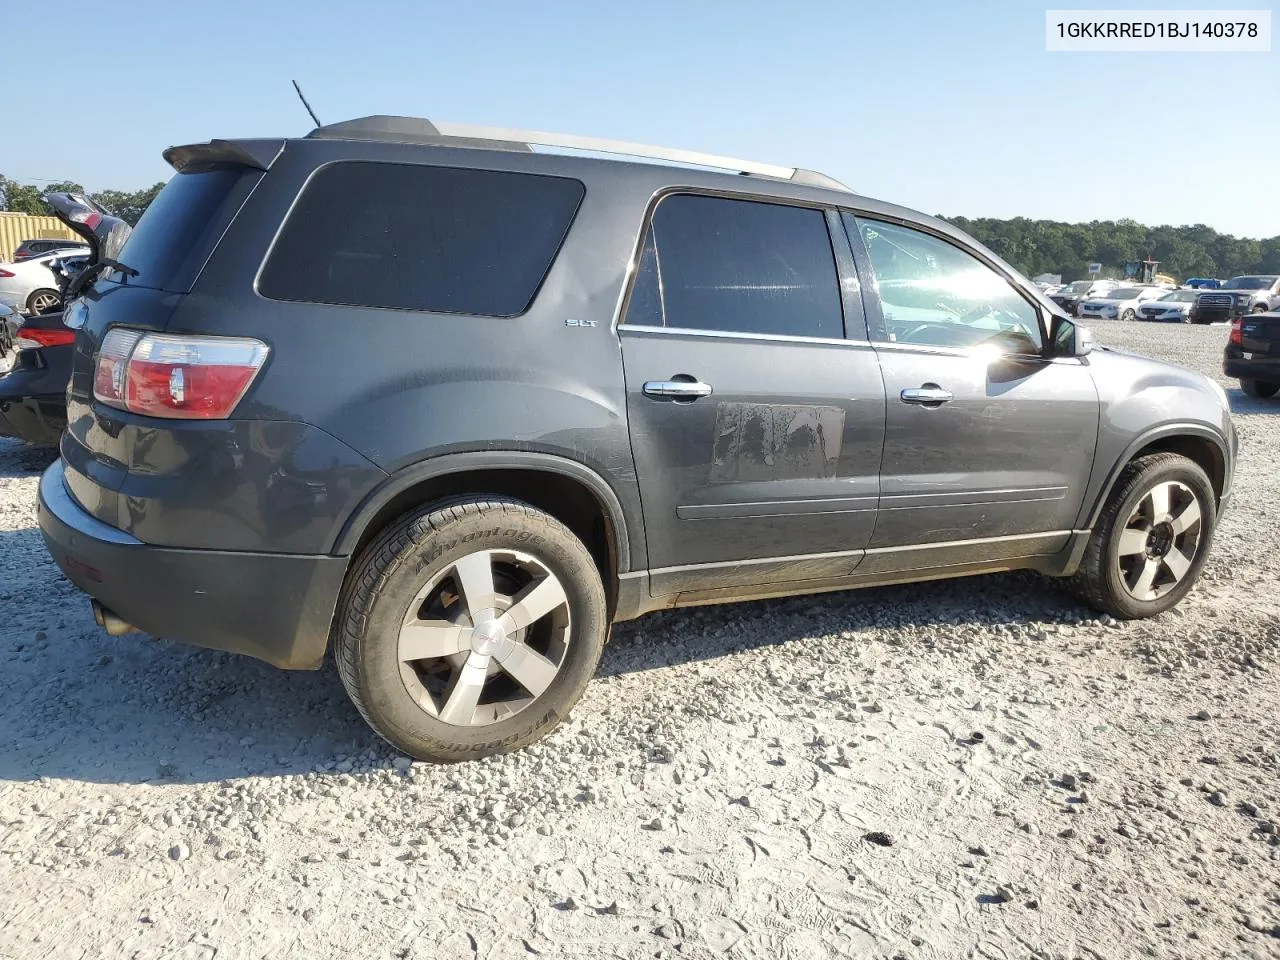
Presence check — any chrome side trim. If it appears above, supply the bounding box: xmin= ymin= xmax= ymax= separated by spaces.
xmin=620 ymin=323 xmax=871 ymax=348
xmin=862 ymin=530 xmax=1071 ymax=556
xmin=878 ymin=486 xmax=1067 ymax=510
xmin=677 ymin=496 xmax=878 ymax=520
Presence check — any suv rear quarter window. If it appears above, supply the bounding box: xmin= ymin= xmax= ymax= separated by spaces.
xmin=258 ymin=161 xmax=585 ymax=317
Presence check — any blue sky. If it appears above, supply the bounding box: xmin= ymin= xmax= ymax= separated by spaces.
xmin=6 ymin=0 xmax=1276 ymax=236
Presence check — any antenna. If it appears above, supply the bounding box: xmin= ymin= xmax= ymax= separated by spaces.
xmin=292 ymin=80 xmax=322 ymax=127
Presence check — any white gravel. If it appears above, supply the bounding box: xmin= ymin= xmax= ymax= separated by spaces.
xmin=1 ymin=319 xmax=1278 ymax=959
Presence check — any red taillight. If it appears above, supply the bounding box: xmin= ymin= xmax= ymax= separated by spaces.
xmin=0 ymin=268 xmax=14 ymax=278
xmin=17 ymin=326 xmax=76 ymax=348
xmin=1229 ymin=319 xmax=1243 ymax=345
xmin=93 ymin=329 xmax=270 ymax=419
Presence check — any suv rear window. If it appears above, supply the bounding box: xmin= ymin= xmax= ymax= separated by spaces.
xmin=116 ymin=167 xmax=259 ymax=293
xmin=259 ymin=162 xmax=585 ymax=317
xmin=623 ymin=194 xmax=843 ymax=339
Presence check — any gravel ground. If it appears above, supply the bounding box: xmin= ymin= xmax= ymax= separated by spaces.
xmin=1 ymin=319 xmax=1277 ymax=960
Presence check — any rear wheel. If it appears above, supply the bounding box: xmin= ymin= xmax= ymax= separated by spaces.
xmin=334 ymin=496 xmax=607 ymax=762
xmin=1240 ymin=379 xmax=1279 ymax=398
xmin=26 ymin=288 xmax=60 ymax=315
xmin=1068 ymin=453 xmax=1215 ymax=619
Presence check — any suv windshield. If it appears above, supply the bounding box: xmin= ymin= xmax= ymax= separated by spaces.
xmin=113 ymin=166 xmax=260 ymax=293
xmin=1064 ymin=281 xmax=1094 ymax=294
xmin=1222 ymin=276 xmax=1276 ymax=290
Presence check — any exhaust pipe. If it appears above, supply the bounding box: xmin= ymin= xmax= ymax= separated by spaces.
xmin=91 ymin=600 xmax=137 ymax=637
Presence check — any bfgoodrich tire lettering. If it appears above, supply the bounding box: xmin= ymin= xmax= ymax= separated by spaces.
xmin=334 ymin=496 xmax=607 ymax=762
xmin=1068 ymin=453 xmax=1215 ymax=619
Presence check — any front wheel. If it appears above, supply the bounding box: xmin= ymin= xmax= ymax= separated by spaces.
xmin=1253 ymin=304 xmax=1269 ymax=314
xmin=1068 ymin=453 xmax=1215 ymax=619
xmin=1240 ymin=379 xmax=1279 ymax=398
xmin=1121 ymin=308 xmax=1136 ymax=321
xmin=334 ymin=496 xmax=608 ymax=762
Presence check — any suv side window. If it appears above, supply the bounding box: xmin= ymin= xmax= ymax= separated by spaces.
xmin=847 ymin=214 xmax=1043 ymax=353
xmin=624 ymin=194 xmax=843 ymax=339
xmin=259 ymin=162 xmax=585 ymax=317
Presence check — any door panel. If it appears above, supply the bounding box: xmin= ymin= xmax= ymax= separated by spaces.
xmin=621 ymin=327 xmax=885 ymax=585
xmin=872 ymin=346 xmax=1098 ymax=547
xmin=842 ymin=214 xmax=1101 ymax=555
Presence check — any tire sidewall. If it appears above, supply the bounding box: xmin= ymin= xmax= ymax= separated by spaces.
xmin=1099 ymin=459 xmax=1216 ymax=618
xmin=348 ymin=505 xmax=607 ymax=761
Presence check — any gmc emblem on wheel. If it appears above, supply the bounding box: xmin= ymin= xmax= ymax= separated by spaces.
xmin=564 ymin=318 xmax=597 ymax=328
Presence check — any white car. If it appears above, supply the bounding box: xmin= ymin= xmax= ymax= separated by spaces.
xmin=0 ymin=250 xmax=84 ymax=315
xmin=1136 ymin=289 xmax=1199 ymax=323
xmin=1077 ymin=286 xmax=1167 ymax=321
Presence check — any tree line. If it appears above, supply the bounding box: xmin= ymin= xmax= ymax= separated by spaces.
xmin=943 ymin=215 xmax=1280 ymax=283
xmin=0 ymin=175 xmax=165 ymax=227
xmin=3 ymin=172 xmax=1276 ymax=282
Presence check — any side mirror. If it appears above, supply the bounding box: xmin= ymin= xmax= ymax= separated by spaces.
xmin=1050 ymin=315 xmax=1093 ymax=357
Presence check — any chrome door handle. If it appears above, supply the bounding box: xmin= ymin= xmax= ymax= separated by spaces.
xmin=900 ymin=385 xmax=953 ymax=405
xmin=643 ymin=379 xmax=713 ymax=400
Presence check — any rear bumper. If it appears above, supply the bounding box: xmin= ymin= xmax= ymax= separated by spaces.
xmin=38 ymin=460 xmax=348 ymax=669
xmin=1224 ymin=353 xmax=1280 ymax=381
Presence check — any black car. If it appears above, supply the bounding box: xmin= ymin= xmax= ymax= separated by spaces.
xmin=0 ymin=306 xmax=76 ymax=445
xmin=36 ymin=115 xmax=1235 ymax=762
xmin=1224 ymin=311 xmax=1280 ymax=397
xmin=0 ymin=197 xmax=131 ymax=446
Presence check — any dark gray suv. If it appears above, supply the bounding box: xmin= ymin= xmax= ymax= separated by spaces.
xmin=38 ymin=116 xmax=1237 ymax=761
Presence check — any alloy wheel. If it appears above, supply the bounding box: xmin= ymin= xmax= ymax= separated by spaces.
xmin=29 ymin=291 xmax=60 ymax=314
xmin=396 ymin=549 xmax=571 ymax=726
xmin=1114 ymin=480 xmax=1203 ymax=601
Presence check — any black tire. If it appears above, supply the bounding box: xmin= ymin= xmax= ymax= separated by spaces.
xmin=1121 ymin=308 xmax=1135 ymax=321
xmin=334 ymin=496 xmax=607 ymax=762
xmin=1253 ymin=304 xmax=1269 ymax=314
xmin=25 ymin=288 xmax=60 ymax=315
xmin=1068 ymin=453 xmax=1215 ymax=619
xmin=1240 ymin=379 xmax=1279 ymax=398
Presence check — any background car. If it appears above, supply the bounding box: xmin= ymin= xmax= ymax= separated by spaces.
xmin=1077 ymin=286 xmax=1166 ymax=321
xmin=1224 ymin=310 xmax=1280 ymax=397
xmin=0 ymin=250 xmax=88 ymax=315
xmin=1193 ymin=275 xmax=1280 ymax=324
xmin=1049 ymin=279 xmax=1118 ymax=316
xmin=1137 ymin=289 xmax=1199 ymax=322
xmin=0 ymin=305 xmax=75 ymax=445
xmin=12 ymin=238 xmax=90 ymax=261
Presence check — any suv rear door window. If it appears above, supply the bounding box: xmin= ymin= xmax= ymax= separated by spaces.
xmin=624 ymin=194 xmax=843 ymax=339
xmin=259 ymin=162 xmax=585 ymax=317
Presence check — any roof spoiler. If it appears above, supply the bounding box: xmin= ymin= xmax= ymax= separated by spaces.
xmin=163 ymin=138 xmax=286 ymax=173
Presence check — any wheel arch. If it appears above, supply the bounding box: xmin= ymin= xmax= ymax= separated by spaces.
xmin=332 ymin=451 xmax=633 ymax=600
xmin=1080 ymin=424 xmax=1229 ymax=530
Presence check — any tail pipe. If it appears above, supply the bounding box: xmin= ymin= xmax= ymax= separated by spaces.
xmin=91 ymin=600 xmax=137 ymax=637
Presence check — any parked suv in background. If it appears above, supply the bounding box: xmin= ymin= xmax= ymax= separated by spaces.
xmin=12 ymin=239 xmax=89 ymax=261
xmin=38 ymin=117 xmax=1237 ymax=761
xmin=1193 ymin=275 xmax=1280 ymax=324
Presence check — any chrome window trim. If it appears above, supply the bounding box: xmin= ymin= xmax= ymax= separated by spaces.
xmin=620 ymin=323 xmax=871 ymax=348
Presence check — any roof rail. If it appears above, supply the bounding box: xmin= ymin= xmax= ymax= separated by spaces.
xmin=306 ymin=116 xmax=853 ymax=192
